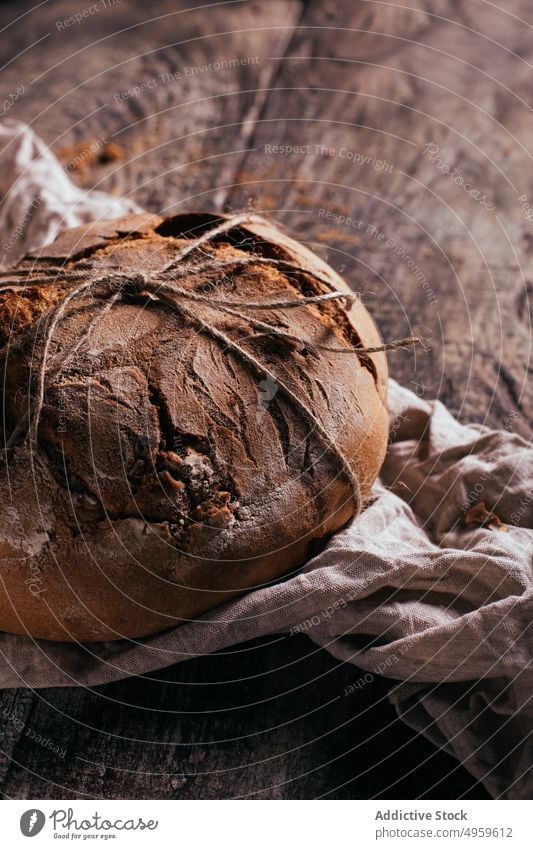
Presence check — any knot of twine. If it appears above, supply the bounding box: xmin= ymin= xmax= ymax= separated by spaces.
xmin=1 ymin=213 xmax=425 ymax=515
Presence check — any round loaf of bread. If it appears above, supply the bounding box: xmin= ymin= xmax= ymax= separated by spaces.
xmin=0 ymin=212 xmax=388 ymax=641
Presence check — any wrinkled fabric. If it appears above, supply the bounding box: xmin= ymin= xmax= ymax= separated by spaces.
xmin=0 ymin=122 xmax=531 ymax=800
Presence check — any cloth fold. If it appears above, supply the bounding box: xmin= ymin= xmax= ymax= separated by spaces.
xmin=0 ymin=122 xmax=531 ymax=800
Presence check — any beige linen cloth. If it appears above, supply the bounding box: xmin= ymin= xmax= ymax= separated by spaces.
xmin=1 ymin=122 xmax=531 ymax=799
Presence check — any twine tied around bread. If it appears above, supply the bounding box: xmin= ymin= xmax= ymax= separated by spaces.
xmin=1 ymin=213 xmax=425 ymax=515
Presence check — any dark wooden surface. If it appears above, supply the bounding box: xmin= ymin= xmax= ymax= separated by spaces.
xmin=1 ymin=0 xmax=531 ymax=798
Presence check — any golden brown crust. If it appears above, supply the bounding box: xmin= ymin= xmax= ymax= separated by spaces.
xmin=0 ymin=213 xmax=388 ymax=641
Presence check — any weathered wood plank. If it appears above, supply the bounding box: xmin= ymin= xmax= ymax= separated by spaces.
xmin=223 ymin=0 xmax=533 ymax=434
xmin=1 ymin=637 xmax=487 ymax=799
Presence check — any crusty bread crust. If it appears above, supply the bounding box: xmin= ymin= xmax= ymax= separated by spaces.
xmin=0 ymin=213 xmax=388 ymax=641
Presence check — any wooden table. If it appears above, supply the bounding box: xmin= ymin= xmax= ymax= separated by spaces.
xmin=1 ymin=0 xmax=531 ymax=799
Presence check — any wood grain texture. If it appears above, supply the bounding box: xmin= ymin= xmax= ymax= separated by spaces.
xmin=1 ymin=0 xmax=528 ymax=799
xmin=1 ymin=637 xmax=487 ymax=800
xmin=221 ymin=0 xmax=533 ymax=434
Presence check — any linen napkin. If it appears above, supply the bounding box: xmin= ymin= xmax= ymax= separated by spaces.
xmin=0 ymin=121 xmax=531 ymax=800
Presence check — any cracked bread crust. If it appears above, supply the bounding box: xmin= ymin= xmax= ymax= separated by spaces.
xmin=0 ymin=212 xmax=388 ymax=641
